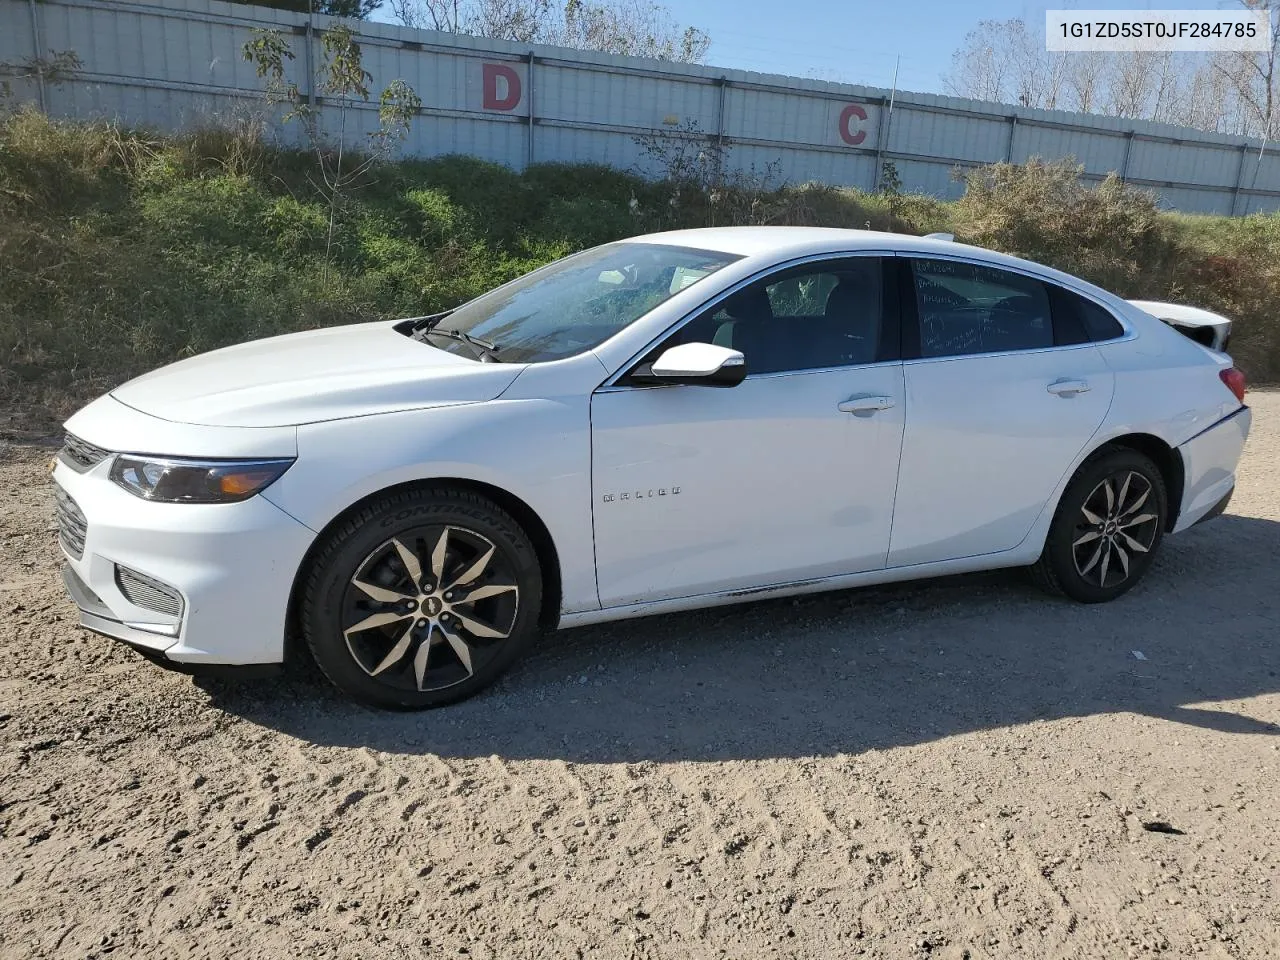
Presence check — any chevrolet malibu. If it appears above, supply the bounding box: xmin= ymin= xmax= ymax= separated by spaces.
xmin=53 ymin=228 xmax=1251 ymax=709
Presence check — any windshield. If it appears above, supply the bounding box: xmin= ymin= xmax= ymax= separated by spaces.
xmin=422 ymin=242 xmax=741 ymax=363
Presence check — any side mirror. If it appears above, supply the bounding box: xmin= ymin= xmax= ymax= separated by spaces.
xmin=636 ymin=342 xmax=746 ymax=387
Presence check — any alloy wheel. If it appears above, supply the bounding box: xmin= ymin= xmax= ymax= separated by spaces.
xmin=1071 ymin=471 xmax=1160 ymax=589
xmin=340 ymin=525 xmax=520 ymax=692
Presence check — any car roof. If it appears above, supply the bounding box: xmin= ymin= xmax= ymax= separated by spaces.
xmin=626 ymin=226 xmax=1119 ymax=304
xmin=626 ymin=226 xmax=992 ymax=261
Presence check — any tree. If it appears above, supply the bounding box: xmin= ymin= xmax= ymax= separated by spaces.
xmin=558 ymin=0 xmax=710 ymax=62
xmin=242 ymin=25 xmax=422 ymax=275
xmin=943 ymin=19 xmax=1012 ymax=103
xmin=1063 ymin=50 xmax=1107 ymax=114
xmin=1212 ymin=0 xmax=1280 ymax=141
xmin=471 ymin=0 xmax=553 ymax=43
xmin=0 ymin=49 xmax=81 ymax=104
xmin=944 ymin=5 xmax=1280 ymax=138
xmin=228 ymin=0 xmax=379 ymax=17
xmin=1107 ymin=49 xmax=1162 ymax=119
xmin=388 ymin=0 xmax=711 ymax=63
xmin=944 ymin=19 xmax=1064 ymax=109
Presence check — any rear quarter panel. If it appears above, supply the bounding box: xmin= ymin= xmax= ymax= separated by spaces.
xmin=1092 ymin=306 xmax=1247 ymax=530
xmin=1175 ymin=406 xmax=1251 ymax=530
xmin=1093 ymin=307 xmax=1239 ymax=451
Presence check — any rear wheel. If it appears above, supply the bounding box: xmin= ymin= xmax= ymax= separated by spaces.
xmin=301 ymin=488 xmax=542 ymax=709
xmin=1032 ymin=447 xmax=1167 ymax=603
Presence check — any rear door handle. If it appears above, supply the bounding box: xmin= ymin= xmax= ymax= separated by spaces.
xmin=1047 ymin=379 xmax=1091 ymax=397
xmin=838 ymin=395 xmax=896 ymax=414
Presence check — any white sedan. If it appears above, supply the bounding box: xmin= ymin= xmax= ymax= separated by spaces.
xmin=53 ymin=228 xmax=1252 ymax=709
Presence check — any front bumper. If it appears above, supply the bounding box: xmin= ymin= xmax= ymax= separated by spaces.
xmin=61 ymin=566 xmax=280 ymax=677
xmin=52 ymin=455 xmax=316 ymax=666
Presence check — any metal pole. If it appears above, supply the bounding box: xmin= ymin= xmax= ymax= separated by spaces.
xmin=28 ymin=0 xmax=46 ymax=112
xmin=874 ymin=55 xmax=899 ymax=191
xmin=1005 ymin=115 xmax=1017 ymax=162
xmin=527 ymin=50 xmax=535 ymax=168
xmin=871 ymin=100 xmax=887 ymax=191
xmin=1242 ymin=134 xmax=1270 ymax=216
xmin=1119 ymin=130 xmax=1134 ymax=183
xmin=304 ymin=3 xmax=316 ymax=107
xmin=1230 ymin=141 xmax=1248 ymax=216
xmin=714 ymin=76 xmax=727 ymax=185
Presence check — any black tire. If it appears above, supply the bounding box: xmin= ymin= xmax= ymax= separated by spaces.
xmin=301 ymin=487 xmax=543 ymax=709
xmin=1031 ymin=446 xmax=1168 ymax=603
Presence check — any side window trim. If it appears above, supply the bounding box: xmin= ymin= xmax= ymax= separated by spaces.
xmin=893 ymin=251 xmax=1135 ymax=361
xmin=603 ymin=251 xmax=898 ymax=388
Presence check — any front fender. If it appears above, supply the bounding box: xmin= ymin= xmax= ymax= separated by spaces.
xmin=261 ymin=399 xmax=598 ymax=616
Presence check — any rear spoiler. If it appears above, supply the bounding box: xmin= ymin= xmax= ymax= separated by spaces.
xmin=1126 ymin=300 xmax=1231 ymax=353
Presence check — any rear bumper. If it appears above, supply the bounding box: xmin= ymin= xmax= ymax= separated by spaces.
xmin=1192 ymin=485 xmax=1234 ymax=528
xmin=1173 ymin=405 xmax=1251 ymax=533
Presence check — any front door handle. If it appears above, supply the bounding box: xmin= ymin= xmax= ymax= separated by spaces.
xmin=1047 ymin=379 xmax=1091 ymax=397
xmin=838 ymin=395 xmax=896 ymax=414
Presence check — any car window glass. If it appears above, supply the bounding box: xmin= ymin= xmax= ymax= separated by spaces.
xmin=766 ymin=273 xmax=840 ymax=316
xmin=1072 ymin=292 xmax=1125 ymax=342
xmin=669 ymin=259 xmax=884 ymax=375
xmin=431 ymin=242 xmax=740 ymax=363
xmin=911 ymin=259 xmax=1053 ymax=358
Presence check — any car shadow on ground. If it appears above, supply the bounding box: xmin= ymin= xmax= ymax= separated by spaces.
xmin=200 ymin=514 xmax=1280 ymax=762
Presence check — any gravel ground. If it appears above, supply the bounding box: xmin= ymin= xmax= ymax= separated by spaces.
xmin=1 ymin=394 xmax=1278 ymax=960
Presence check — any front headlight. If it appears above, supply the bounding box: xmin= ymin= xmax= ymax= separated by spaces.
xmin=109 ymin=455 xmax=294 ymax=503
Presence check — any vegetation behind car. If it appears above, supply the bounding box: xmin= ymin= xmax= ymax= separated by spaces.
xmin=2 ymin=109 xmax=1278 ymax=434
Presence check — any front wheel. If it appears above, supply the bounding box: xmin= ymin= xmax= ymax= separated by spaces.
xmin=301 ymin=487 xmax=543 ymax=709
xmin=1032 ymin=447 xmax=1168 ymax=603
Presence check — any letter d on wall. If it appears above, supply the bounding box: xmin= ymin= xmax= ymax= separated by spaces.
xmin=483 ymin=63 xmax=522 ymax=111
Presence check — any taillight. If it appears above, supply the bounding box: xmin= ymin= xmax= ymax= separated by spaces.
xmin=1220 ymin=367 xmax=1247 ymax=404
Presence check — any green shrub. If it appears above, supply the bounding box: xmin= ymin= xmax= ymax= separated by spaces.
xmin=953 ymin=157 xmax=1179 ymax=293
xmin=403 ymin=186 xmax=468 ymax=245
xmin=523 ymin=162 xmax=648 ymax=203
xmin=537 ymin=196 xmax=635 ymax=248
xmin=138 ymin=174 xmax=274 ymax=250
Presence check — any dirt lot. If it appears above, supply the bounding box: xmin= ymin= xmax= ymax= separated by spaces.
xmin=1 ymin=395 xmax=1278 ymax=960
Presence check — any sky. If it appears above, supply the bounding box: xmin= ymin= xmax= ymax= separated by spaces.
xmin=373 ymin=0 xmax=1245 ymax=95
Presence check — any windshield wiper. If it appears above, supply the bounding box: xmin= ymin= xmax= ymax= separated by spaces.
xmin=404 ymin=310 xmax=452 ymax=333
xmin=424 ymin=327 xmax=501 ymax=361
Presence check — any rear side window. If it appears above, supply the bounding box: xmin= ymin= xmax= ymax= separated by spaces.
xmin=1051 ymin=287 xmax=1125 ymax=343
xmin=910 ymin=259 xmax=1053 ymax=358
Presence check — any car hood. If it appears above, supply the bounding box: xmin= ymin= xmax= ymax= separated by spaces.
xmin=110 ymin=321 xmax=524 ymax=428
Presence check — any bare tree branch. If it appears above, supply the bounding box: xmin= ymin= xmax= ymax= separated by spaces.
xmin=946 ymin=4 xmax=1280 ymax=138
xmin=387 ymin=0 xmax=709 ymax=62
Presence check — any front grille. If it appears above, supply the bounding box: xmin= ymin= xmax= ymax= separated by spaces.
xmin=115 ymin=565 xmax=184 ymax=618
xmin=59 ymin=433 xmax=111 ymax=473
xmin=54 ymin=484 xmax=88 ymax=559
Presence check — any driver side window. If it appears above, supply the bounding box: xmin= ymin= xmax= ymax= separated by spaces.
xmin=668 ymin=258 xmax=890 ymax=375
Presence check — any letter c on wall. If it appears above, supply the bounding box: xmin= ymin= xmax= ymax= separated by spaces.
xmin=483 ymin=63 xmax=522 ymax=111
xmin=839 ymin=104 xmax=868 ymax=145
